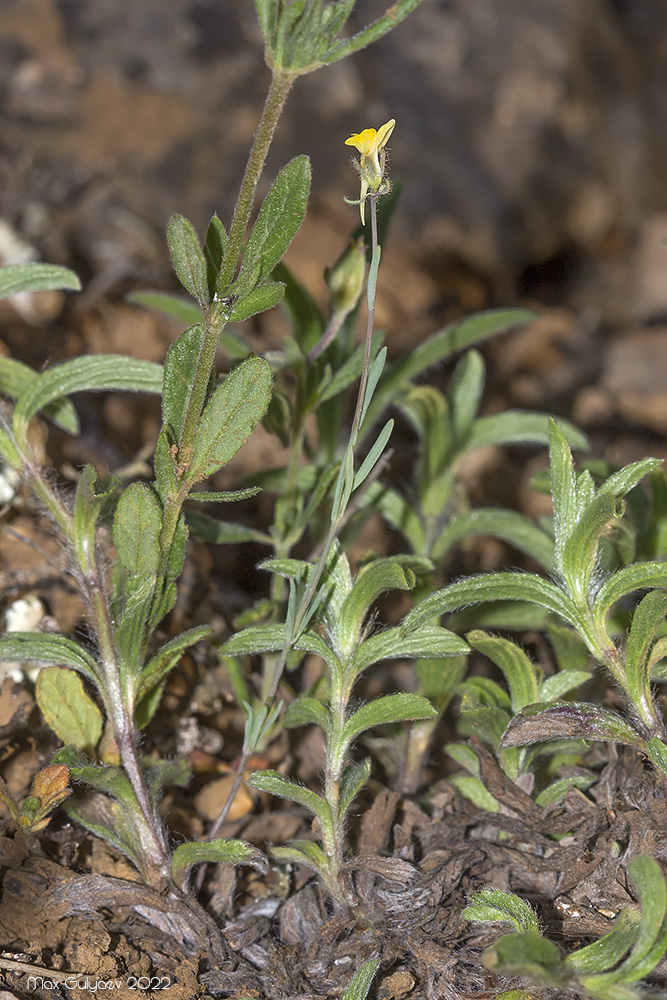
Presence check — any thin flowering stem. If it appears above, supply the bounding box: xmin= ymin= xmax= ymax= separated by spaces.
xmin=207 ymin=192 xmax=385 ymax=849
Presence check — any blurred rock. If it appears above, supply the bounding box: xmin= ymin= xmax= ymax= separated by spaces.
xmin=602 ymin=327 xmax=667 ymax=432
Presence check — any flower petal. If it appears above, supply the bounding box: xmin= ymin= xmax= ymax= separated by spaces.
xmin=345 ymin=128 xmax=378 ymax=156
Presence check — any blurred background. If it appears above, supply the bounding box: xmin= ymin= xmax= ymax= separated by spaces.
xmin=2 ymin=0 xmax=667 ymax=471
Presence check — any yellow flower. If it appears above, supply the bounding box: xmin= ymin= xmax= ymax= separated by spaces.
xmin=345 ymin=119 xmax=395 ymax=224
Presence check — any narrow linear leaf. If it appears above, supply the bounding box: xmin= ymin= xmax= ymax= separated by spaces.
xmin=127 ymin=290 xmax=202 ymax=326
xmin=0 ymin=358 xmax=79 ymax=433
xmin=352 ymin=418 xmax=393 ymax=491
xmin=246 ymin=769 xmax=333 ymax=834
xmin=466 ymin=631 xmax=539 ymax=713
xmin=0 ymin=262 xmax=80 ymax=299
xmin=185 ymin=509 xmax=270 ymax=545
xmin=13 ymin=356 xmax=163 ymax=444
xmin=0 ymin=633 xmax=100 ymax=684
xmin=341 ymin=693 xmax=436 ymax=747
xmin=352 ymin=625 xmax=469 ymax=674
xmin=402 ymin=573 xmax=580 ymax=634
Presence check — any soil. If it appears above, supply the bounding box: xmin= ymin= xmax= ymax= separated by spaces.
xmin=1 ymin=1 xmax=667 ymax=998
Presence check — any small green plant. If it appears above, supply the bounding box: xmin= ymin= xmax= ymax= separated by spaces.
xmin=464 ymin=856 xmax=667 ymax=999
xmin=224 ymin=543 xmax=467 ymax=901
xmin=0 ymin=0 xmax=430 ymax=896
xmin=403 ymin=421 xmax=667 ymax=773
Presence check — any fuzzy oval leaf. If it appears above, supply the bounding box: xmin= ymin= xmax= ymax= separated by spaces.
xmin=0 ymin=357 xmax=79 ymax=433
xmin=162 ymin=324 xmax=205 ymax=441
xmin=561 ymin=493 xmax=624 ymax=592
xmin=337 ymin=560 xmax=416 ymax=648
xmin=646 ymin=738 xmax=667 ymax=776
xmin=450 ymin=774 xmax=500 ymax=813
xmin=189 ymin=356 xmax=272 ymax=480
xmin=0 ymin=262 xmax=80 ymax=299
xmin=229 ymin=281 xmax=285 ymax=322
xmin=241 ymin=156 xmax=311 ymax=284
xmin=341 ymin=693 xmax=437 ymax=747
xmin=483 ymin=932 xmax=562 ymax=976
xmin=113 ymin=483 xmax=162 ymax=576
xmin=222 ymin=623 xmax=341 ymax=673
xmin=501 ymin=701 xmax=643 ymax=748
xmin=36 ymin=667 xmax=103 ymax=754
xmin=271 ymin=840 xmax=328 ymax=874
xmin=167 ymin=214 xmax=209 ymax=306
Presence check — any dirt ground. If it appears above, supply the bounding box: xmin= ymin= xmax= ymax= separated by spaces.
xmin=1 ymin=1 xmax=667 ymax=997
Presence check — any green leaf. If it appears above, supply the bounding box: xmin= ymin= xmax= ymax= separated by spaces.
xmin=337 ymin=559 xmax=417 ymax=651
xmin=270 ymin=840 xmax=328 ymax=875
xmin=136 ymin=625 xmax=211 ymax=707
xmin=549 ymin=419 xmax=580 ymax=559
xmin=229 ymin=281 xmax=285 ymax=322
xmin=434 ymin=508 xmax=555 ymax=569
xmin=585 ymin=856 xmax=667 ymax=988
xmin=284 ymin=696 xmax=330 ymax=733
xmin=361 ymin=309 xmax=536 ymax=439
xmin=113 ymin=483 xmax=161 ymax=576
xmin=246 ymin=770 xmax=333 ymax=835
xmin=222 ymin=622 xmax=341 ymax=674
xmin=466 ymin=631 xmax=540 ymax=713
xmin=341 ymin=959 xmax=380 ymax=1000
xmin=561 ymin=493 xmax=624 ymax=595
xmin=534 ymin=774 xmax=595 ymax=807
xmin=189 ymin=357 xmax=272 ymax=480
xmin=538 ymin=669 xmax=591 ymax=701
xmin=450 ymin=774 xmax=500 ymax=813
xmin=352 ymin=418 xmax=393 ymax=492
xmin=188 ymin=487 xmax=260 ymax=503
xmin=0 ymin=262 xmax=80 ymax=299
xmin=171 ymin=838 xmax=266 ymax=889
xmin=0 ymin=633 xmax=100 ymax=685
xmin=646 ymin=738 xmax=667 ymax=776
xmin=466 ymin=411 xmax=587 ymax=455
xmin=449 ymin=349 xmax=485 ymax=443
xmin=565 ymin=907 xmax=640 ymax=974
xmin=402 ymin=572 xmax=580 ymax=634
xmin=501 ymin=701 xmax=643 ymax=749
xmin=483 ymin=932 xmax=562 ymax=978
xmin=204 ymin=214 xmax=227 ymax=297
xmin=339 ymin=758 xmax=372 ymax=818
xmin=273 ymin=261 xmax=324 ymax=352
xmin=340 ymin=694 xmax=437 ymax=748
xmin=127 ymin=289 xmax=202 ymax=326
xmin=167 ymin=214 xmax=209 ymax=306
xmin=595 ymin=562 xmax=667 ymax=618
xmin=35 ymin=667 xmax=103 ymax=754
xmin=184 ymin=509 xmax=270 ymax=545
xmin=162 ymin=324 xmax=205 ymax=442
xmin=463 ymin=888 xmax=539 ymax=933
xmin=352 ymin=625 xmax=469 ymax=674
xmin=0 ymin=357 xmax=79 ymax=433
xmin=624 ymin=590 xmax=667 ymax=713
xmin=600 ymin=458 xmax=663 ymax=499
xmin=12 ymin=355 xmax=163 ymax=446
xmin=359 ymin=346 xmax=387 ymax=427
xmin=240 ymin=156 xmax=311 ymax=286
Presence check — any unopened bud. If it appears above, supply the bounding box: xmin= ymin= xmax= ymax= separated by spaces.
xmin=326 ymin=237 xmax=366 ymax=318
